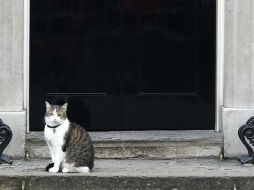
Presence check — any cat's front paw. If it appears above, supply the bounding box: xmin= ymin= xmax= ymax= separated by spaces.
xmin=49 ymin=167 xmax=59 ymax=173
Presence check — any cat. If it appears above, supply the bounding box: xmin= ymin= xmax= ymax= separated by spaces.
xmin=44 ymin=101 xmax=94 ymax=173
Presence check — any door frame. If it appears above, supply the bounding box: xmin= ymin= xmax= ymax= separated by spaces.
xmin=216 ymin=0 xmax=225 ymax=132
xmin=24 ymin=0 xmax=224 ymax=133
xmin=24 ymin=0 xmax=30 ymax=133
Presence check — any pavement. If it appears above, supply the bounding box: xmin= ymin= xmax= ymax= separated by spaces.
xmin=0 ymin=158 xmax=254 ymax=190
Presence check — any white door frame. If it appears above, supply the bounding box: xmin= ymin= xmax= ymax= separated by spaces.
xmin=24 ymin=0 xmax=30 ymax=133
xmin=24 ymin=0 xmax=224 ymax=133
xmin=216 ymin=0 xmax=225 ymax=132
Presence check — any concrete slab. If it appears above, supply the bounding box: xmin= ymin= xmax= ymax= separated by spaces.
xmin=0 ymin=158 xmax=252 ymax=177
xmin=0 ymin=159 xmax=254 ymax=190
xmin=26 ymin=131 xmax=223 ymax=159
xmin=27 ymin=130 xmax=223 ymax=142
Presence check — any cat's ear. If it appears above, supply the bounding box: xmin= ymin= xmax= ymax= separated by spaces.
xmin=45 ymin=101 xmax=51 ymax=109
xmin=62 ymin=103 xmax=68 ymax=111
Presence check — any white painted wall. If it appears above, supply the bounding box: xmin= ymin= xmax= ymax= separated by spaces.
xmin=0 ymin=0 xmax=24 ymax=111
xmin=0 ymin=0 xmax=26 ymax=157
xmin=223 ymin=0 xmax=254 ymax=157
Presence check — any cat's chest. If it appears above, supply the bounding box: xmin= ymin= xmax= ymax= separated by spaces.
xmin=44 ymin=123 xmax=69 ymax=146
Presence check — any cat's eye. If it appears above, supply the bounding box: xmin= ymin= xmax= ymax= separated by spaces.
xmin=47 ymin=113 xmax=53 ymax=116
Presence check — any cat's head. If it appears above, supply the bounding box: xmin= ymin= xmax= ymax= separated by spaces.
xmin=45 ymin=101 xmax=68 ymax=126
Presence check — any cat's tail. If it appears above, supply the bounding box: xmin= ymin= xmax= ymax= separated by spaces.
xmin=88 ymin=145 xmax=94 ymax=170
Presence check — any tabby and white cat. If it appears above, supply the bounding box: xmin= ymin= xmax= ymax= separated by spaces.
xmin=44 ymin=101 xmax=94 ymax=173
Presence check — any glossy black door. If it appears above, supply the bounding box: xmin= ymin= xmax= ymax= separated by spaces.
xmin=30 ymin=0 xmax=216 ymax=131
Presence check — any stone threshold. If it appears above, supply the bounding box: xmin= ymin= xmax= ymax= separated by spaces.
xmin=0 ymin=158 xmax=253 ymax=190
xmin=26 ymin=130 xmax=223 ymax=159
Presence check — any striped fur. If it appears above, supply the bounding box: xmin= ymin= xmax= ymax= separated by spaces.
xmin=63 ymin=122 xmax=94 ymax=169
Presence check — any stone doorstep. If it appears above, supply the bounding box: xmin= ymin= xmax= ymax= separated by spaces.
xmin=0 ymin=159 xmax=254 ymax=190
xmin=26 ymin=130 xmax=223 ymax=159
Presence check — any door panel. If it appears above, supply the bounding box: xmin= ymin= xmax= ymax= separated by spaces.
xmin=121 ymin=0 xmax=215 ymax=130
xmin=30 ymin=0 xmax=215 ymax=131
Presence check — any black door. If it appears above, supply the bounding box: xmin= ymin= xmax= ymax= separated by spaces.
xmin=30 ymin=0 xmax=216 ymax=131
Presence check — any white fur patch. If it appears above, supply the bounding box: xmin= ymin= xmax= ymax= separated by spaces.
xmin=75 ymin=166 xmax=90 ymax=173
xmin=62 ymin=162 xmax=90 ymax=173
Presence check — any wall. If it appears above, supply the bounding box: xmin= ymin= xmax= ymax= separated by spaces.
xmin=223 ymin=0 xmax=254 ymax=157
xmin=0 ymin=0 xmax=25 ymax=157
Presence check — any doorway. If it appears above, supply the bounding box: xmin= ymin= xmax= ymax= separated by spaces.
xmin=30 ymin=0 xmax=216 ymax=131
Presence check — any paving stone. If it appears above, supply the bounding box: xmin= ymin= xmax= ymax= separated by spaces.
xmin=0 ymin=159 xmax=253 ymax=190
xmin=26 ymin=131 xmax=223 ymax=159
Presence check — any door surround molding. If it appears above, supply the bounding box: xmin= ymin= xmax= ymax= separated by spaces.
xmin=216 ymin=0 xmax=225 ymax=132
xmin=24 ymin=0 xmax=30 ymax=133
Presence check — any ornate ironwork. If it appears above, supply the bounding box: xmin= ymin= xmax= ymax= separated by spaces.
xmin=238 ymin=116 xmax=254 ymax=164
xmin=0 ymin=119 xmax=13 ymax=165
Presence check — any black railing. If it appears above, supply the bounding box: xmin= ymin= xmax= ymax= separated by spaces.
xmin=238 ymin=116 xmax=254 ymax=164
xmin=0 ymin=119 xmax=13 ymax=165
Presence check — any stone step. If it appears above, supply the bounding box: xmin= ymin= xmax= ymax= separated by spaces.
xmin=26 ymin=130 xmax=223 ymax=159
xmin=0 ymin=159 xmax=253 ymax=190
